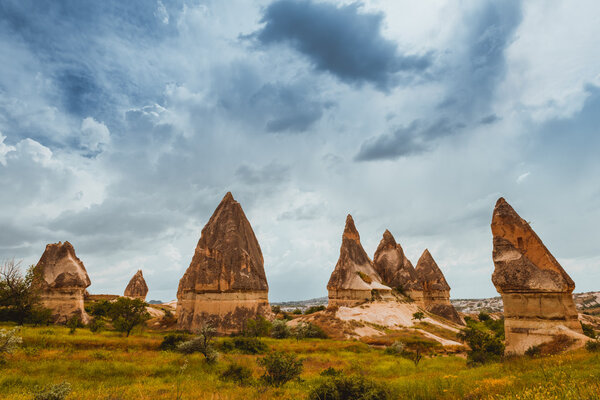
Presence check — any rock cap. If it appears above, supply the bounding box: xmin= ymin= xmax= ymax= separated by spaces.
xmin=124 ymin=270 xmax=149 ymax=299
xmin=33 ymin=241 xmax=91 ymax=289
xmin=415 ymin=249 xmax=450 ymax=291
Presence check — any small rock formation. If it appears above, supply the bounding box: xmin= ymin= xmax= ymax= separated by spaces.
xmin=415 ymin=249 xmax=463 ymax=325
xmin=176 ymin=192 xmax=271 ymax=334
xmin=327 ymin=215 xmax=392 ymax=307
xmin=32 ymin=241 xmax=91 ymax=324
xmin=124 ymin=270 xmax=149 ymax=301
xmin=373 ymin=230 xmax=422 ymax=298
xmin=491 ymin=197 xmax=583 ymax=354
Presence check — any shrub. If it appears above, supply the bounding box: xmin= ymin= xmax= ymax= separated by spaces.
xmin=220 ymin=362 xmax=253 ymax=385
xmin=107 ymin=297 xmax=150 ymax=337
xmin=160 ymin=333 xmax=190 ymax=351
xmin=320 ymin=367 xmax=342 ymax=377
xmin=0 ymin=260 xmax=45 ymax=324
xmin=457 ymin=325 xmax=504 ymax=365
xmin=525 ymin=345 xmax=541 ymax=357
xmin=177 ymin=324 xmax=218 ymax=363
xmin=582 ymin=323 xmax=596 ymax=339
xmin=292 ymin=309 xmax=302 ymax=315
xmin=258 ymin=351 xmax=303 ymax=387
xmin=585 ymin=339 xmax=600 ymax=352
xmin=271 ymin=305 xmax=281 ymax=314
xmin=384 ymin=341 xmax=406 ymax=355
xmin=0 ymin=328 xmax=22 ymax=358
xmin=356 ymin=271 xmax=372 ymax=284
xmin=478 ymin=312 xmax=491 ymax=322
xmin=270 ymin=320 xmax=291 ymax=339
xmin=88 ymin=317 xmax=105 ymax=333
xmin=293 ymin=322 xmax=328 ymax=339
xmin=308 ymin=374 xmax=391 ymax=400
xmin=243 ymin=316 xmax=272 ymax=337
xmin=66 ymin=315 xmax=83 ymax=334
xmin=412 ymin=312 xmax=425 ymax=321
xmin=232 ymin=337 xmax=268 ymax=354
xmin=87 ymin=300 xmax=112 ymax=317
xmin=33 ymin=382 xmax=72 ymax=400
xmin=304 ymin=305 xmax=326 ymax=315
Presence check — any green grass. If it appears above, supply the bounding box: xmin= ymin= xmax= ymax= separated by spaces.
xmin=2 ymin=323 xmax=600 ymax=399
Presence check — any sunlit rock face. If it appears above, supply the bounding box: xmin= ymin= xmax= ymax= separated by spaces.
xmin=373 ymin=229 xmax=422 ymax=300
xmin=33 ymin=241 xmax=91 ymax=324
xmin=176 ymin=192 xmax=271 ymax=334
xmin=491 ymin=198 xmax=582 ymax=354
xmin=327 ymin=215 xmax=392 ymax=307
xmin=415 ymin=249 xmax=463 ymax=325
xmin=124 ymin=270 xmax=148 ymax=301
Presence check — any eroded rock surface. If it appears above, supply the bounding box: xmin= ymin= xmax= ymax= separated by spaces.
xmin=176 ymin=192 xmax=270 ymax=334
xmin=327 ymin=215 xmax=392 ymax=307
xmin=415 ymin=249 xmax=463 ymax=325
xmin=491 ymin=197 xmax=582 ymax=354
xmin=373 ymin=230 xmax=421 ymax=296
xmin=33 ymin=241 xmax=91 ymax=324
xmin=124 ymin=270 xmax=149 ymax=301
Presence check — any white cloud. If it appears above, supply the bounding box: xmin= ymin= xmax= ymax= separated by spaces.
xmin=80 ymin=117 xmax=110 ymax=152
xmin=0 ymin=134 xmax=15 ymax=166
xmin=516 ymin=172 xmax=530 ymax=184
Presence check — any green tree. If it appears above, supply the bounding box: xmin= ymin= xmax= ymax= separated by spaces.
xmin=258 ymin=351 xmax=303 ymax=387
xmin=412 ymin=311 xmax=425 ymax=322
xmin=107 ymin=297 xmax=149 ymax=337
xmin=0 ymin=260 xmax=47 ymax=324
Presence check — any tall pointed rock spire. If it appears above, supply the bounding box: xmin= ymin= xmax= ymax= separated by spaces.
xmin=124 ymin=270 xmax=149 ymax=301
xmin=373 ymin=229 xmax=420 ymax=293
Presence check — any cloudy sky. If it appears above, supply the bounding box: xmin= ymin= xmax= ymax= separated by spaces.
xmin=1 ymin=0 xmax=599 ymax=302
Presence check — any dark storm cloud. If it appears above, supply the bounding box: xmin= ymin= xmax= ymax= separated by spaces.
xmin=253 ymin=0 xmax=431 ymax=91
xmin=356 ymin=0 xmax=522 ymax=161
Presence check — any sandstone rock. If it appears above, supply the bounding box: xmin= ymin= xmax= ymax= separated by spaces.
xmin=327 ymin=215 xmax=392 ymax=307
xmin=176 ymin=192 xmax=270 ymax=334
xmin=33 ymin=241 xmax=91 ymax=324
xmin=415 ymin=249 xmax=463 ymax=325
xmin=491 ymin=197 xmax=582 ymax=354
xmin=124 ymin=270 xmax=149 ymax=301
xmin=373 ymin=230 xmax=421 ymax=295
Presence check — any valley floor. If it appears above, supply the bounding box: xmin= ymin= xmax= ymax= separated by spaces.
xmin=2 ymin=323 xmax=600 ymax=399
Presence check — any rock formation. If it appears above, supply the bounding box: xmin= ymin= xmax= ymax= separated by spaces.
xmin=176 ymin=192 xmax=271 ymax=334
xmin=372 ymin=230 xmax=422 ymax=299
xmin=415 ymin=249 xmax=463 ymax=325
xmin=491 ymin=197 xmax=582 ymax=354
xmin=32 ymin=241 xmax=91 ymax=324
xmin=327 ymin=215 xmax=392 ymax=307
xmin=124 ymin=270 xmax=149 ymax=301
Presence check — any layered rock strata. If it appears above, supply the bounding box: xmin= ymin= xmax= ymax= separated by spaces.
xmin=124 ymin=270 xmax=149 ymax=301
xmin=327 ymin=215 xmax=392 ymax=307
xmin=176 ymin=192 xmax=271 ymax=334
xmin=415 ymin=250 xmax=463 ymax=325
xmin=491 ymin=197 xmax=582 ymax=354
xmin=373 ymin=230 xmax=422 ymax=300
xmin=33 ymin=241 xmax=91 ymax=324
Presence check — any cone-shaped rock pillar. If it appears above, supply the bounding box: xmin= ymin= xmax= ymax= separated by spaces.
xmin=327 ymin=215 xmax=392 ymax=307
xmin=124 ymin=270 xmax=149 ymax=301
xmin=33 ymin=241 xmax=91 ymax=324
xmin=415 ymin=249 xmax=463 ymax=325
xmin=491 ymin=198 xmax=582 ymax=354
xmin=176 ymin=192 xmax=270 ymax=334
xmin=373 ymin=230 xmax=421 ymax=298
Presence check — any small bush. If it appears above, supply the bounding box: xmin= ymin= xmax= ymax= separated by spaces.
xmin=67 ymin=315 xmax=83 ymax=334
xmin=271 ymin=305 xmax=281 ymax=314
xmin=478 ymin=312 xmax=491 ymax=322
xmin=25 ymin=307 xmax=53 ymax=326
xmin=0 ymin=328 xmax=22 ymax=358
xmin=525 ymin=345 xmax=541 ymax=357
xmin=292 ymin=309 xmax=302 ymax=315
xmin=243 ymin=316 xmax=272 ymax=337
xmin=176 ymin=324 xmax=218 ymax=363
xmin=585 ymin=339 xmax=600 ymax=352
xmin=308 ymin=374 xmax=391 ymax=400
xmin=232 ymin=337 xmax=268 ymax=354
xmin=87 ymin=300 xmax=112 ymax=317
xmin=33 ymin=382 xmax=72 ymax=400
xmin=304 ymin=305 xmax=326 ymax=315
xmin=582 ymin=323 xmax=596 ymax=339
xmin=412 ymin=312 xmax=425 ymax=321
xmin=293 ymin=322 xmax=328 ymax=339
xmin=270 ymin=320 xmax=291 ymax=339
xmin=88 ymin=318 xmax=105 ymax=333
xmin=384 ymin=341 xmax=405 ymax=355
xmin=356 ymin=271 xmax=372 ymax=284
xmin=160 ymin=333 xmax=190 ymax=351
xmin=258 ymin=351 xmax=303 ymax=387
xmin=220 ymin=362 xmax=253 ymax=385
xmin=457 ymin=325 xmax=504 ymax=365
xmin=320 ymin=367 xmax=341 ymax=377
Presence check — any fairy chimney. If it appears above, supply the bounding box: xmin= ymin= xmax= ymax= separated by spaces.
xmin=124 ymin=270 xmax=149 ymax=301
xmin=491 ymin=198 xmax=583 ymax=354
xmin=33 ymin=241 xmax=91 ymax=324
xmin=176 ymin=192 xmax=271 ymax=334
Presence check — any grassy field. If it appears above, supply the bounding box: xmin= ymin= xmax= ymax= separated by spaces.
xmin=1 ymin=323 xmax=600 ymax=399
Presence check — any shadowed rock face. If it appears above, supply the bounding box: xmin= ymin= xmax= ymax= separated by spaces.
xmin=176 ymin=192 xmax=270 ymax=334
xmin=124 ymin=270 xmax=149 ymax=301
xmin=491 ymin=198 xmax=582 ymax=354
xmin=373 ymin=230 xmax=421 ymax=293
xmin=415 ymin=250 xmax=463 ymax=325
xmin=33 ymin=241 xmax=91 ymax=324
xmin=327 ymin=215 xmax=391 ymax=307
